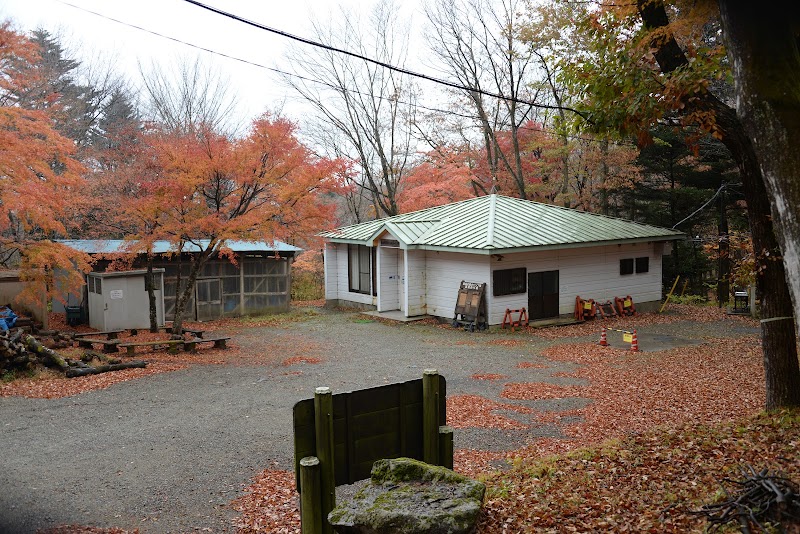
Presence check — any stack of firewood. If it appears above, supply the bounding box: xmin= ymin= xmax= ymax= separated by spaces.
xmin=0 ymin=329 xmax=147 ymax=378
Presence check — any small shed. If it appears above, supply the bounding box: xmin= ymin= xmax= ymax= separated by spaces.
xmin=58 ymin=239 xmax=302 ymax=322
xmin=86 ymin=269 xmax=165 ymax=331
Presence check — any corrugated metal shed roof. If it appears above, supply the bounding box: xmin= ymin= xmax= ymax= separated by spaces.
xmin=319 ymin=195 xmax=684 ymax=253
xmin=58 ymin=239 xmax=302 ymax=255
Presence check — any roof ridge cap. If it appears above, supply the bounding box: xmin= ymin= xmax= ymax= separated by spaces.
xmin=486 ymin=194 xmax=497 ymax=247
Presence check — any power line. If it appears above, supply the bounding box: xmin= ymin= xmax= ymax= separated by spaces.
xmin=179 ymin=0 xmax=589 ymax=119
xmin=671 ymin=182 xmax=726 ymax=229
xmin=54 ymin=0 xmax=611 ymax=146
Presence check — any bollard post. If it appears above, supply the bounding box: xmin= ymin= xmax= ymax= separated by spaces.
xmin=314 ymin=387 xmax=335 ymax=534
xmin=299 ymin=456 xmax=322 ymax=534
xmin=422 ymin=369 xmax=440 ymax=465
xmin=438 ymin=425 xmax=454 ymax=469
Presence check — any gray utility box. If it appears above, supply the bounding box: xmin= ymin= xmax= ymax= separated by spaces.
xmin=87 ymin=269 xmax=165 ymax=331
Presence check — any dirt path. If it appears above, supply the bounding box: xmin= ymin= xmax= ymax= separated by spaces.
xmin=0 ymin=307 xmax=758 ymax=533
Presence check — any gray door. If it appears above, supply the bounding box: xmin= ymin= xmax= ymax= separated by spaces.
xmin=196 ymin=278 xmax=223 ymax=321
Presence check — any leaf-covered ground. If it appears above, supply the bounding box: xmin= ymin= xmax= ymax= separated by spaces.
xmin=228 ymin=305 xmax=798 ymax=533
xmin=17 ymin=304 xmax=799 ymax=533
xmin=476 ymin=408 xmax=800 ymax=532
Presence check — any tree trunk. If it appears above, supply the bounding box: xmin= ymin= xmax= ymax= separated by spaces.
xmin=146 ymin=255 xmax=158 ymax=333
xmin=599 ymin=137 xmax=609 ymax=215
xmin=171 ymin=247 xmax=213 ymax=336
xmin=718 ymin=187 xmax=730 ymax=307
xmin=639 ymin=0 xmax=800 ymax=409
xmin=718 ymin=1 xmax=800 ymax=337
xmin=713 ymin=101 xmax=800 ymax=410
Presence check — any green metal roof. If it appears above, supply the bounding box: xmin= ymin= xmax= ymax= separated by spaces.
xmin=319 ymin=195 xmax=684 ymax=254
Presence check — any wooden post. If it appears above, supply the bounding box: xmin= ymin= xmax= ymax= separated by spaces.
xmin=300 ymin=456 xmax=322 ymax=534
xmin=314 ymin=387 xmax=335 ymax=534
xmin=659 ymin=275 xmax=680 ymax=313
xmin=422 ymin=369 xmax=440 ymax=465
xmin=438 ymin=426 xmax=454 ymax=469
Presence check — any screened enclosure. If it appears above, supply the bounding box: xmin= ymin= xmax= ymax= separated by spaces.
xmin=155 ymin=254 xmax=291 ymax=321
xmin=58 ymin=240 xmax=300 ymax=323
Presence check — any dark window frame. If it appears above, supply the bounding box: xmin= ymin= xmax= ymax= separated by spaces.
xmin=620 ymin=256 xmax=650 ymax=275
xmin=620 ymin=258 xmax=634 ymax=276
xmin=493 ymin=267 xmax=527 ymax=296
xmin=348 ymin=244 xmax=375 ymax=295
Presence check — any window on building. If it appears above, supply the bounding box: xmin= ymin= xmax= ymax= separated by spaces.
xmin=620 ymin=257 xmax=649 ymax=275
xmin=493 ymin=267 xmax=527 ymax=296
xmin=348 ymin=244 xmax=374 ymax=295
xmin=620 ymin=258 xmax=634 ymax=275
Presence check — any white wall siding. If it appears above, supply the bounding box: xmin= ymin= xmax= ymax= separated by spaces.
xmin=324 ymin=243 xmax=339 ymax=300
xmin=425 ymin=251 xmax=489 ymax=320
xmin=486 ymin=243 xmax=662 ymax=324
xmin=327 ymin=242 xmax=375 ymax=306
xmin=405 ymin=250 xmax=427 ymax=316
xmin=325 ymin=240 xmax=664 ymax=323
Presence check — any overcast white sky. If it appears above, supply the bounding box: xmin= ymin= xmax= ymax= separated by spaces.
xmin=0 ymin=0 xmax=425 ymax=124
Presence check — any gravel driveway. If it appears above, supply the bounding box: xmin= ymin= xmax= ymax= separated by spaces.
xmin=0 ymin=307 xmax=753 ymax=533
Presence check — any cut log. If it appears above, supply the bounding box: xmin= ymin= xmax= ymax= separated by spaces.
xmin=65 ymin=361 xmax=147 ymax=377
xmin=23 ymin=334 xmax=70 ymax=372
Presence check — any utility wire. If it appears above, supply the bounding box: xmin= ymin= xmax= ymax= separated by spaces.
xmin=55 ymin=0 xmax=612 ymax=146
xmin=671 ymin=182 xmax=726 ymax=229
xmin=179 ymin=0 xmax=589 ymax=120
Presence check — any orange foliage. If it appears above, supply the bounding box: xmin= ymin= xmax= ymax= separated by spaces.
xmin=398 ymin=121 xmax=560 ymax=212
xmin=0 ymin=21 xmax=89 ymax=305
xmin=135 ymin=114 xmax=344 ymax=252
xmin=397 ymin=145 xmax=477 ymax=211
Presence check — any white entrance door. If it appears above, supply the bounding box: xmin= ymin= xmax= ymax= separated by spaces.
xmin=399 ymin=251 xmax=406 ymax=314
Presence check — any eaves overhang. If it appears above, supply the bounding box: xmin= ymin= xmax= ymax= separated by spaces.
xmin=402 ymin=233 xmax=685 ymax=255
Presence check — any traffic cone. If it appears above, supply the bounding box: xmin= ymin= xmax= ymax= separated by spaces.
xmin=630 ymin=329 xmax=639 ymax=352
xmin=599 ymin=327 xmax=608 ymax=347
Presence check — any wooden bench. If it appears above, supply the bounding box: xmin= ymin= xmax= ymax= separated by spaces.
xmin=157 ymin=326 xmax=205 ymax=338
xmin=118 ymin=339 xmax=184 ymax=356
xmin=76 ymin=338 xmax=121 ymax=353
xmin=182 ymin=328 xmax=206 ymax=339
xmin=183 ymin=336 xmax=231 ymax=352
xmin=73 ymin=330 xmax=124 ymax=340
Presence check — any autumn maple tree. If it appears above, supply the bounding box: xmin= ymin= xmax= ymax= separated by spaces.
xmin=0 ymin=21 xmax=90 ymax=308
xmin=135 ymin=114 xmax=342 ymax=334
xmin=396 ymin=143 xmax=480 ymax=212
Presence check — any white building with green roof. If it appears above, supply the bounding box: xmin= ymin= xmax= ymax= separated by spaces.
xmin=319 ymin=194 xmax=684 ymax=325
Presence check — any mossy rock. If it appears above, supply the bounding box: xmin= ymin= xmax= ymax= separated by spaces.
xmin=329 ymin=458 xmax=485 ymax=534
